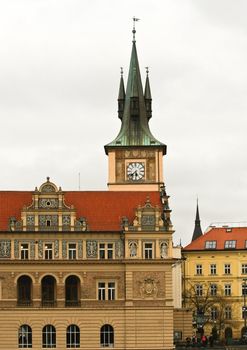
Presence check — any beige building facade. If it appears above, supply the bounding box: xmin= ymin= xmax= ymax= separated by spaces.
xmin=0 ymin=27 xmax=191 ymax=350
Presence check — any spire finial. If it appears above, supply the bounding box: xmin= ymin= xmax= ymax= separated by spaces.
xmin=120 ymin=67 xmax=123 ymax=77
xmin=145 ymin=66 xmax=149 ymax=76
xmin=132 ymin=17 xmax=140 ymax=42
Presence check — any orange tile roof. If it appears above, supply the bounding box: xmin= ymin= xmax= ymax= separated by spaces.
xmin=183 ymin=226 xmax=247 ymax=251
xmin=0 ymin=191 xmax=161 ymax=232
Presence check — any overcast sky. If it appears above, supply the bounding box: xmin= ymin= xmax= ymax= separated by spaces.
xmin=0 ymin=0 xmax=247 ymax=246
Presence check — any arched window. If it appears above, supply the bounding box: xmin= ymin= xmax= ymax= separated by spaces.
xmin=17 ymin=276 xmax=32 ymax=306
xmin=18 ymin=325 xmax=32 ymax=348
xmin=65 ymin=276 xmax=80 ymax=307
xmin=66 ymin=324 xmax=80 ymax=348
xmin=100 ymin=324 xmax=114 ymax=347
xmin=42 ymin=325 xmax=56 ymax=348
xmin=41 ymin=276 xmax=56 ymax=307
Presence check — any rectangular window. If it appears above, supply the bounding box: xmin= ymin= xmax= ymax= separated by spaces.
xmin=210 ymin=284 xmax=217 ymax=296
xmin=210 ymin=264 xmax=217 ymax=275
xmin=108 ymin=282 xmax=115 ymax=300
xmin=242 ymin=283 xmax=247 ymax=296
xmin=224 ymin=284 xmax=231 ymax=296
xmin=98 ymin=282 xmax=106 ymax=300
xmin=211 ymin=307 xmax=218 ymax=320
xmin=225 ymin=306 xmax=232 ymax=320
xmin=68 ymin=243 xmax=76 ymax=260
xmin=196 ymin=284 xmax=203 ymax=296
xmin=44 ymin=243 xmax=53 ymax=260
xmin=205 ymin=241 xmax=216 ymax=249
xmin=98 ymin=282 xmax=115 ymax=301
xmin=242 ymin=264 xmax=247 ymax=275
xmin=20 ymin=243 xmax=29 ymax=260
xmin=196 ymin=264 xmax=202 ymax=275
xmin=144 ymin=243 xmax=153 ymax=259
xmin=224 ymin=264 xmax=231 ymax=274
xmin=99 ymin=243 xmax=114 ymax=259
xmin=225 ymin=240 xmax=236 ymax=249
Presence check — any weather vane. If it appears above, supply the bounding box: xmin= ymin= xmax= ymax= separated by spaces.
xmin=145 ymin=67 xmax=149 ymax=76
xmin=132 ymin=16 xmax=140 ymax=42
xmin=120 ymin=67 xmax=123 ymax=77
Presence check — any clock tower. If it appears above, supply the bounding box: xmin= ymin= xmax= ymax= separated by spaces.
xmin=105 ymin=27 xmax=166 ymax=191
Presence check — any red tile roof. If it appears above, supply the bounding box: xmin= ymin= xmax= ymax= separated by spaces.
xmin=0 ymin=191 xmax=161 ymax=232
xmin=183 ymin=226 xmax=247 ymax=251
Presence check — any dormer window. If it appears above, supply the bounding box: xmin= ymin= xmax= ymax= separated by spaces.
xmin=205 ymin=241 xmax=216 ymax=249
xmin=225 ymin=240 xmax=236 ymax=249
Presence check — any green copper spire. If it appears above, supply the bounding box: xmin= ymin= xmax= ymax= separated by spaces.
xmin=144 ymin=67 xmax=152 ymax=120
xmin=118 ymin=68 xmax=125 ymax=120
xmin=105 ymin=26 xmax=166 ymax=154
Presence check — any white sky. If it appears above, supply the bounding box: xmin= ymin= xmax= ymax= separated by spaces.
xmin=0 ymin=0 xmax=247 ymax=246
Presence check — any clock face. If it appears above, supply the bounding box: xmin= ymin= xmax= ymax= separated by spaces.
xmin=127 ymin=162 xmax=145 ymax=181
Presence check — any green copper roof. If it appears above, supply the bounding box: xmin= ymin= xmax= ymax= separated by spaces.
xmin=105 ymin=40 xmax=166 ymax=154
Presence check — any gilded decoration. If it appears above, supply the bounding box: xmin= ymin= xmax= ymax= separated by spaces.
xmin=128 ymin=240 xmax=138 ymax=257
xmin=0 ymin=240 xmax=11 ymax=258
xmin=86 ymin=241 xmax=97 ymax=258
xmin=115 ymin=240 xmax=124 ymax=258
xmin=139 ymin=277 xmax=159 ymax=299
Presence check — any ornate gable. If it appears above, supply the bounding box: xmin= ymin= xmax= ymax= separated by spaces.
xmin=9 ymin=178 xmax=87 ymax=232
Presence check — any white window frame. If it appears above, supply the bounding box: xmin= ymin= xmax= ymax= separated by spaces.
xmin=196 ymin=264 xmax=202 ymax=275
xmin=210 ymin=284 xmax=217 ymax=296
xmin=99 ymin=243 xmax=114 ymax=260
xmin=224 ymin=263 xmax=231 ymax=274
xmin=68 ymin=243 xmax=77 ymax=260
xmin=20 ymin=243 xmax=29 ymax=260
xmin=44 ymin=243 xmax=53 ymax=260
xmin=195 ymin=284 xmax=203 ymax=296
xmin=224 ymin=284 xmax=231 ymax=296
xmin=143 ymin=242 xmax=153 ymax=259
xmin=210 ymin=264 xmax=217 ymax=275
xmin=225 ymin=240 xmax=236 ymax=249
xmin=98 ymin=281 xmax=116 ymax=301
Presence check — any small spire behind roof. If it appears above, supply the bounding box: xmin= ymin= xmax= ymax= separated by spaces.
xmin=192 ymin=198 xmax=203 ymax=242
xmin=144 ymin=66 xmax=152 ymax=120
xmin=118 ymin=67 xmax=125 ymax=120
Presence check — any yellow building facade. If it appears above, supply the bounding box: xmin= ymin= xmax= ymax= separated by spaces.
xmin=183 ymin=223 xmax=247 ymax=341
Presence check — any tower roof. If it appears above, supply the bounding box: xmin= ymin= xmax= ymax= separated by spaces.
xmin=105 ymin=31 xmax=166 ymax=154
xmin=191 ymin=200 xmax=203 ymax=241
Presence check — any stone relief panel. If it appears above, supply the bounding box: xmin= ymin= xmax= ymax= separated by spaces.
xmin=62 ymin=215 xmax=71 ymax=226
xmin=128 ymin=240 xmax=138 ymax=258
xmin=133 ymin=271 xmax=165 ymax=299
xmin=62 ymin=240 xmax=67 ymax=259
xmin=78 ymin=240 xmax=83 ymax=259
xmin=14 ymin=240 xmax=19 ymax=259
xmin=38 ymin=198 xmax=58 ymax=209
xmin=54 ymin=240 xmax=59 ymax=258
xmin=30 ymin=240 xmax=35 ymax=259
xmin=115 ymin=240 xmax=124 ymax=259
xmin=86 ymin=240 xmax=97 ymax=258
xmin=38 ymin=240 xmax=43 ymax=259
xmin=141 ymin=215 xmax=155 ymax=226
xmin=139 ymin=277 xmax=159 ymax=299
xmin=26 ymin=215 xmax=35 ymax=226
xmin=0 ymin=240 xmax=11 ymax=258
xmin=39 ymin=215 xmax=58 ymax=226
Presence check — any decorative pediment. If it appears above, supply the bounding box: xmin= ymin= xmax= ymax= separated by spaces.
xmin=123 ymin=197 xmax=165 ymax=232
xmin=9 ymin=178 xmax=88 ymax=232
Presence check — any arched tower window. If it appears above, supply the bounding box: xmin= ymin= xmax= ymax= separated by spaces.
xmin=41 ymin=275 xmax=56 ymax=307
xmin=65 ymin=275 xmax=80 ymax=307
xmin=42 ymin=325 xmax=56 ymax=348
xmin=66 ymin=324 xmax=80 ymax=348
xmin=100 ymin=324 xmax=114 ymax=347
xmin=17 ymin=276 xmax=32 ymax=306
xmin=18 ymin=325 xmax=32 ymax=348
